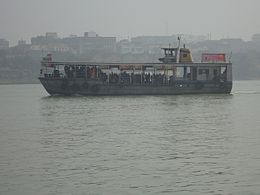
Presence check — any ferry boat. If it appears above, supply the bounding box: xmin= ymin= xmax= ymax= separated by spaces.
xmin=39 ymin=42 xmax=232 ymax=95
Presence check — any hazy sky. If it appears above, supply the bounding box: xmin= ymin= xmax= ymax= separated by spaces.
xmin=1 ymin=0 xmax=260 ymax=45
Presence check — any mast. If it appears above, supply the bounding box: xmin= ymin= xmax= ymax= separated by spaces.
xmin=177 ymin=36 xmax=181 ymax=63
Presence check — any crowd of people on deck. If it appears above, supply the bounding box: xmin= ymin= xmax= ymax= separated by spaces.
xmin=64 ymin=65 xmax=86 ymax=78
xmin=42 ymin=65 xmax=174 ymax=85
xmin=101 ymin=71 xmax=170 ymax=85
xmin=43 ymin=65 xmax=227 ymax=84
xmin=107 ymin=72 xmax=169 ymax=85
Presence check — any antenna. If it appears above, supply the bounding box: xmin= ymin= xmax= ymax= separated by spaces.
xmin=177 ymin=36 xmax=181 ymax=63
xmin=228 ymin=51 xmax=232 ymax=62
xmin=177 ymin=36 xmax=181 ymax=48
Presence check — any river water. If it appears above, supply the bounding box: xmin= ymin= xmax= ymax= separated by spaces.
xmin=0 ymin=80 xmax=260 ymax=195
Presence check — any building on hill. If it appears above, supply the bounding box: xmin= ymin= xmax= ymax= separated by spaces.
xmin=252 ymin=34 xmax=260 ymax=42
xmin=0 ymin=39 xmax=9 ymax=50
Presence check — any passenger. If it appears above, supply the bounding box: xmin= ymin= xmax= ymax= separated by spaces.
xmin=101 ymin=72 xmax=107 ymax=83
xmin=87 ymin=67 xmax=91 ymax=78
xmin=163 ymin=74 xmax=166 ymax=84
xmin=142 ymin=73 xmax=145 ymax=84
xmin=98 ymin=68 xmax=102 ymax=78
xmin=81 ymin=66 xmax=86 ymax=78
xmin=151 ymin=74 xmax=154 ymax=84
xmin=53 ymin=69 xmax=60 ymax=77
xmin=148 ymin=73 xmax=151 ymax=84
xmin=76 ymin=66 xmax=80 ymax=78
xmin=131 ymin=72 xmax=134 ymax=84
xmin=92 ymin=66 xmax=96 ymax=78
xmin=221 ymin=69 xmax=227 ymax=81
xmin=64 ymin=65 xmax=69 ymax=77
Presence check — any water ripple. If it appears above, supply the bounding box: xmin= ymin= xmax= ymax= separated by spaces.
xmin=1 ymin=82 xmax=260 ymax=194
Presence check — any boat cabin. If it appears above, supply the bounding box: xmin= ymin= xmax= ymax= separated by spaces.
xmin=39 ymin=46 xmax=232 ymax=86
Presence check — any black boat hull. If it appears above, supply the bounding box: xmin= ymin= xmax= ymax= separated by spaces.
xmin=39 ymin=77 xmax=232 ymax=96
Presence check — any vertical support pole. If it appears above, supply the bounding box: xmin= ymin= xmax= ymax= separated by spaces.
xmin=227 ymin=64 xmax=232 ymax=82
xmin=141 ymin=65 xmax=143 ymax=85
xmin=184 ymin=66 xmax=187 ymax=80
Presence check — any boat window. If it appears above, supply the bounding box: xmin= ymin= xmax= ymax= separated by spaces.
xmin=186 ymin=67 xmax=191 ymax=80
xmin=199 ymin=69 xmax=209 ymax=75
xmin=221 ymin=67 xmax=227 ymax=74
xmin=176 ymin=67 xmax=184 ymax=79
xmin=213 ymin=69 xmax=218 ymax=76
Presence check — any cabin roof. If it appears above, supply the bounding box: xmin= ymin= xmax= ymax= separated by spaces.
xmin=41 ymin=61 xmax=232 ymax=67
xmin=161 ymin=47 xmax=178 ymax=50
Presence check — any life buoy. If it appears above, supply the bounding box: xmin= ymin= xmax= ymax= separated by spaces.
xmin=90 ymin=85 xmax=99 ymax=93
